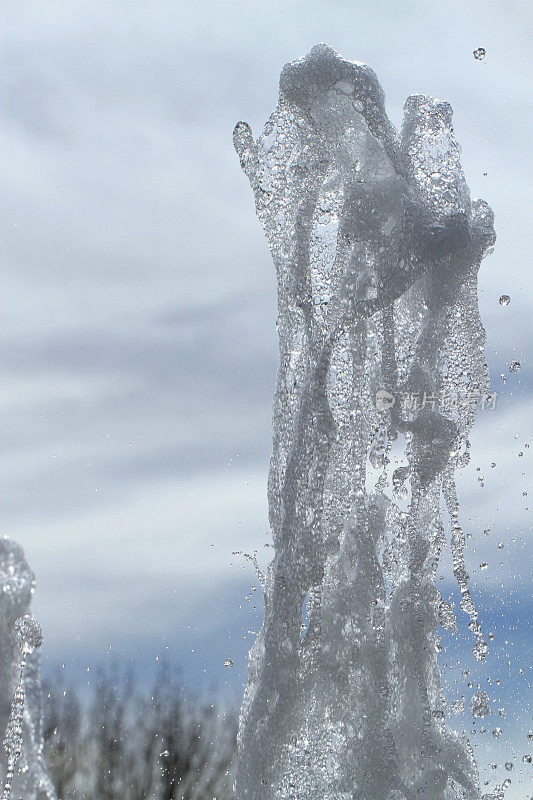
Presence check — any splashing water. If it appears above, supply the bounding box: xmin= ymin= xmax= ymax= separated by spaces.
xmin=0 ymin=538 xmax=56 ymax=800
xmin=2 ymin=616 xmax=43 ymax=800
xmin=233 ymin=45 xmax=495 ymax=800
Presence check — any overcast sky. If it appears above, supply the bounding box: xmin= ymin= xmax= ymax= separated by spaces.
xmin=1 ymin=0 xmax=532 ymax=791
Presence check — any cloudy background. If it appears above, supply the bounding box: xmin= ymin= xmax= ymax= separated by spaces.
xmin=1 ymin=0 xmax=532 ymax=793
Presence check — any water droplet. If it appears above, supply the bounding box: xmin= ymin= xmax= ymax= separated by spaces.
xmin=480 ymin=562 xmax=488 ymax=570
xmin=473 ymin=47 xmax=486 ymax=60
xmin=522 ymin=754 xmax=532 ymax=764
xmin=497 ymin=542 xmax=504 ymax=550
xmin=509 ymin=361 xmax=521 ymax=373
xmin=458 ymin=451 xmax=471 ymax=468
xmin=470 ymin=691 xmax=491 ymax=717
xmin=505 ymin=762 xmax=513 ymax=771
xmin=499 ymin=295 xmax=510 ymax=306
xmin=492 ymin=727 xmax=502 ymax=739
xmin=483 ymin=528 xmax=491 ymax=536
xmin=14 ymin=615 xmax=43 ymax=655
xmin=224 ymin=658 xmax=234 ymax=668
xmin=451 ymin=699 xmax=464 ymax=714
xmin=473 ymin=639 xmax=488 ymax=660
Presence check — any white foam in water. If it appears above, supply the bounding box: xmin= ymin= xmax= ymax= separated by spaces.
xmin=233 ymin=45 xmax=496 ymax=800
xmin=0 ymin=537 xmax=56 ymax=800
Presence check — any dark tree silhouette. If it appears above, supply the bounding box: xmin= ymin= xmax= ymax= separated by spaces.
xmin=42 ymin=666 xmax=237 ymax=800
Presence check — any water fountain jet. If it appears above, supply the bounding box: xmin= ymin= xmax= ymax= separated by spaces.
xmin=234 ymin=45 xmax=495 ymax=800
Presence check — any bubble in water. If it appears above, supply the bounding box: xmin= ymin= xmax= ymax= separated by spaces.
xmin=492 ymin=727 xmax=502 ymax=739
xmin=499 ymin=295 xmax=510 ymax=306
xmin=14 ymin=615 xmax=43 ymax=655
xmin=508 ymin=361 xmax=521 ymax=373
xmin=224 ymin=658 xmax=234 ymax=668
xmin=470 ymin=691 xmax=491 ymax=717
xmin=473 ymin=47 xmax=486 ymax=60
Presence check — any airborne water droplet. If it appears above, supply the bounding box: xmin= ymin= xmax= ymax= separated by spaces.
xmin=470 ymin=691 xmax=491 ymax=717
xmin=473 ymin=639 xmax=488 ymax=660
xmin=14 ymin=615 xmax=43 ymax=655
xmin=451 ymin=699 xmax=464 ymax=714
xmin=508 ymin=361 xmax=521 ymax=373
xmin=492 ymin=727 xmax=502 ymax=739
xmin=499 ymin=295 xmax=510 ymax=306
xmin=224 ymin=658 xmax=234 ymax=668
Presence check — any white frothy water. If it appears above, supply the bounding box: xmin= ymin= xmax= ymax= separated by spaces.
xmin=233 ymin=45 xmax=496 ymax=800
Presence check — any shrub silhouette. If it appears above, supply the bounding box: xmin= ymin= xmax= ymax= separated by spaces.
xmin=42 ymin=666 xmax=237 ymax=800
